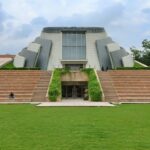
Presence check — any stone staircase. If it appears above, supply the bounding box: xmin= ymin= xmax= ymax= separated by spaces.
xmin=0 ymin=70 xmax=51 ymax=102
xmin=31 ymin=71 xmax=51 ymax=102
xmin=98 ymin=71 xmax=119 ymax=102
xmin=98 ymin=70 xmax=150 ymax=102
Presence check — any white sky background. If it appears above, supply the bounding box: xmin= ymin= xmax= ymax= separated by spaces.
xmin=0 ymin=0 xmax=150 ymax=54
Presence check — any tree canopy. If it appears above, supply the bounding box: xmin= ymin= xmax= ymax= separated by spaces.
xmin=131 ymin=39 xmax=150 ymax=66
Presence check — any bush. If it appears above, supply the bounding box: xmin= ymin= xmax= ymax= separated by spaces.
xmin=48 ymin=69 xmax=62 ymax=101
xmin=82 ymin=68 xmax=102 ymax=101
xmin=48 ymin=68 xmax=70 ymax=101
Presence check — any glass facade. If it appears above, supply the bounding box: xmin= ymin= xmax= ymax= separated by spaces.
xmin=62 ymin=32 xmax=86 ymax=60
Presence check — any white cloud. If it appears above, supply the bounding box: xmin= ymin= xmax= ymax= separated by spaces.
xmin=0 ymin=0 xmax=150 ymax=54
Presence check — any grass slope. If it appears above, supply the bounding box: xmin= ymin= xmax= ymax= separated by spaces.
xmin=134 ymin=61 xmax=145 ymax=67
xmin=1 ymin=62 xmax=15 ymax=69
xmin=0 ymin=104 xmax=150 ymax=150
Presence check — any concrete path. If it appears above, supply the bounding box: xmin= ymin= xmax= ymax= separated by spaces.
xmin=37 ymin=99 xmax=115 ymax=107
xmin=0 ymin=102 xmax=40 ymax=105
xmin=0 ymin=58 xmax=12 ymax=67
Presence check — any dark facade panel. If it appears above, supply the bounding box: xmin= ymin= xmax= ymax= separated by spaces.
xmin=35 ymin=37 xmax=52 ymax=70
xmin=96 ymin=38 xmax=113 ymax=69
xmin=43 ymin=27 xmax=105 ymax=33
xmin=19 ymin=48 xmax=38 ymax=68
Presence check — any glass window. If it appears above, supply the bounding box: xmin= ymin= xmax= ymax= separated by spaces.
xmin=62 ymin=32 xmax=86 ymax=60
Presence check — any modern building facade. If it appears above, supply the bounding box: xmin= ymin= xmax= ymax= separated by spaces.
xmin=14 ymin=27 xmax=134 ymax=70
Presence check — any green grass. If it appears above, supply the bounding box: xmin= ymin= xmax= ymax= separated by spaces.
xmin=0 ymin=104 xmax=150 ymax=150
xmin=134 ymin=61 xmax=145 ymax=67
xmin=0 ymin=61 xmax=40 ymax=70
xmin=1 ymin=62 xmax=15 ymax=69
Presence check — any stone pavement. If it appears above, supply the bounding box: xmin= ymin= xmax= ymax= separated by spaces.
xmin=37 ymin=99 xmax=115 ymax=107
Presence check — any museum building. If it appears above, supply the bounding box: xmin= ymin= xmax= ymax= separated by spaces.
xmin=13 ymin=27 xmax=134 ymax=70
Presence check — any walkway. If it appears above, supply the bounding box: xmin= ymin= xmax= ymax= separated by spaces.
xmin=0 ymin=58 xmax=12 ymax=67
xmin=37 ymin=99 xmax=114 ymax=107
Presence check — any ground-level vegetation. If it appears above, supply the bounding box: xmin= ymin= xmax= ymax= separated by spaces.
xmin=0 ymin=104 xmax=150 ymax=150
xmin=134 ymin=61 xmax=145 ymax=67
xmin=49 ymin=68 xmax=102 ymax=102
xmin=0 ymin=61 xmax=40 ymax=70
xmin=82 ymin=68 xmax=102 ymax=101
xmin=1 ymin=61 xmax=15 ymax=69
xmin=48 ymin=68 xmax=70 ymax=101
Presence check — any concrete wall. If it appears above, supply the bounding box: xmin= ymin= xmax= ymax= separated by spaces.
xmin=106 ymin=43 xmax=128 ymax=68
xmin=35 ymin=37 xmax=52 ymax=70
xmin=122 ymin=54 xmax=134 ymax=67
xmin=61 ymin=71 xmax=88 ymax=82
xmin=41 ymin=31 xmax=107 ymax=70
xmin=86 ymin=32 xmax=107 ymax=70
xmin=41 ymin=32 xmax=62 ymax=70
xmin=19 ymin=44 xmax=40 ymax=68
xmin=13 ymin=55 xmax=26 ymax=68
xmin=96 ymin=37 xmax=113 ymax=70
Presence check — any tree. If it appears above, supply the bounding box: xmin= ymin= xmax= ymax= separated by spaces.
xmin=142 ymin=39 xmax=150 ymax=66
xmin=142 ymin=39 xmax=150 ymax=50
xmin=131 ymin=39 xmax=150 ymax=66
xmin=130 ymin=47 xmax=142 ymax=61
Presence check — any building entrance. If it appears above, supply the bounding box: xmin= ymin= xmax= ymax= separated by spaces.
xmin=64 ymin=64 xmax=84 ymax=70
xmin=62 ymin=82 xmax=87 ymax=99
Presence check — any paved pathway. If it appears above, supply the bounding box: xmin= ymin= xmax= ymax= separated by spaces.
xmin=0 ymin=58 xmax=12 ymax=67
xmin=37 ymin=99 xmax=115 ymax=107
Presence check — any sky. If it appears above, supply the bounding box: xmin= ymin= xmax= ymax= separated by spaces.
xmin=0 ymin=0 xmax=150 ymax=54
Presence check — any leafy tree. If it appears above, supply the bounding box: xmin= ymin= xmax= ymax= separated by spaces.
xmin=130 ymin=47 xmax=142 ymax=61
xmin=131 ymin=39 xmax=150 ymax=66
xmin=142 ymin=39 xmax=150 ymax=49
xmin=142 ymin=39 xmax=150 ymax=66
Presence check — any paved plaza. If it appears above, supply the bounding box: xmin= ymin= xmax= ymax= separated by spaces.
xmin=37 ymin=99 xmax=115 ymax=107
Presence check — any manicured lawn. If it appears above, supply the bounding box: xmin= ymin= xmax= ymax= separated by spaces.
xmin=0 ymin=104 xmax=150 ymax=150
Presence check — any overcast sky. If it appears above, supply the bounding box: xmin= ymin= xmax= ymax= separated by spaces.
xmin=0 ymin=0 xmax=150 ymax=54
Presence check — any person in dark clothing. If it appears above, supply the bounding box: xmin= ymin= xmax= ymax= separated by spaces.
xmin=101 ymin=66 xmax=104 ymax=71
xmin=106 ymin=66 xmax=109 ymax=71
xmin=9 ymin=92 xmax=15 ymax=99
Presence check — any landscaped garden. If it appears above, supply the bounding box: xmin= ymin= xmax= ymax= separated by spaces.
xmin=0 ymin=104 xmax=150 ymax=150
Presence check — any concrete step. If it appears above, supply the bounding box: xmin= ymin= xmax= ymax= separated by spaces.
xmin=98 ymin=70 xmax=150 ymax=102
xmin=0 ymin=70 xmax=51 ymax=102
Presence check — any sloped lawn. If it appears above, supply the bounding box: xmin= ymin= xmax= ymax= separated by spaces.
xmin=0 ymin=104 xmax=150 ymax=150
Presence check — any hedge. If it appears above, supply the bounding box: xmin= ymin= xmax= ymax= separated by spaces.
xmin=82 ymin=68 xmax=102 ymax=101
xmin=48 ymin=68 xmax=70 ymax=101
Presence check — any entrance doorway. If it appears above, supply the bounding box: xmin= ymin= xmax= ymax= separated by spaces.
xmin=62 ymin=82 xmax=87 ymax=99
xmin=64 ymin=64 xmax=84 ymax=70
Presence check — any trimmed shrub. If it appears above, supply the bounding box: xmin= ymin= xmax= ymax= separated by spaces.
xmin=82 ymin=68 xmax=102 ymax=101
